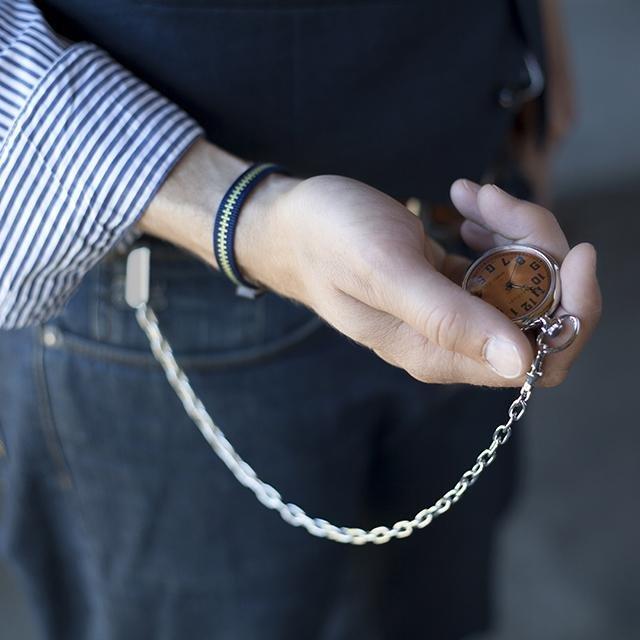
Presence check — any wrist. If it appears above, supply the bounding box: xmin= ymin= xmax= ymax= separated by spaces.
xmin=233 ymin=172 xmax=301 ymax=289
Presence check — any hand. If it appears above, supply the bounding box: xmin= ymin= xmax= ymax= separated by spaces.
xmin=451 ymin=179 xmax=601 ymax=387
xmin=238 ymin=173 xmax=596 ymax=388
xmin=142 ymin=141 xmax=600 ymax=388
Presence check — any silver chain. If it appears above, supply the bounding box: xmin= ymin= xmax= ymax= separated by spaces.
xmin=134 ymin=298 xmax=580 ymax=546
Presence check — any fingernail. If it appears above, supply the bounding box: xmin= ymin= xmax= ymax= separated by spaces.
xmin=484 ymin=337 xmax=523 ymax=379
xmin=462 ymin=179 xmax=481 ymax=194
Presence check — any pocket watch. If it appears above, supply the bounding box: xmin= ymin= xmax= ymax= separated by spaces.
xmin=462 ymin=244 xmax=561 ymax=328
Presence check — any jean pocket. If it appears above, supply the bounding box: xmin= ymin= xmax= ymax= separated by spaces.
xmin=50 ymin=247 xmax=324 ymax=369
xmin=38 ymin=324 xmax=295 ymax=587
xmin=38 ymin=345 xmax=200 ymax=582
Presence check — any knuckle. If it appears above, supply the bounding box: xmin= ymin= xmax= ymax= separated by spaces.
xmin=356 ymin=241 xmax=396 ymax=280
xmin=351 ymin=245 xmax=417 ymax=309
xmin=348 ymin=245 xmax=393 ymax=303
xmin=355 ymin=230 xmax=420 ymax=284
xmin=420 ymin=305 xmax=469 ymax=354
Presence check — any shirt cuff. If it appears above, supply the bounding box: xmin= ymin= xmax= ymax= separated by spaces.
xmin=0 ymin=42 xmax=203 ymax=328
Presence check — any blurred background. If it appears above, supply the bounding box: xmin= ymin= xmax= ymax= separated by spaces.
xmin=480 ymin=0 xmax=640 ymax=638
xmin=1 ymin=0 xmax=639 ymax=638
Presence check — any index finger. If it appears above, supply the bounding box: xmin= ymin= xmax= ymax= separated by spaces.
xmin=450 ymin=179 xmax=570 ymax=262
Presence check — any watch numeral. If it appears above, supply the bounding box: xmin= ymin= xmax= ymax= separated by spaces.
xmin=531 ymin=274 xmax=545 ymax=285
xmin=521 ymin=300 xmax=534 ymax=311
xmin=501 ymin=257 xmax=511 ymax=266
xmin=530 ymin=260 xmax=541 ymax=271
xmin=485 ymin=263 xmax=496 ymax=273
xmin=531 ymin=286 xmax=545 ymax=297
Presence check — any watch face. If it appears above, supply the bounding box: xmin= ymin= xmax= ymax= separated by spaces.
xmin=462 ymin=245 xmax=560 ymax=326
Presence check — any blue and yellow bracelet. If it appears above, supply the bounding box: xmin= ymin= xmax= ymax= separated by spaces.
xmin=213 ymin=162 xmax=287 ymax=298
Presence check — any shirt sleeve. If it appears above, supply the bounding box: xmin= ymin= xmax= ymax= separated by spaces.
xmin=0 ymin=0 xmax=204 ymax=328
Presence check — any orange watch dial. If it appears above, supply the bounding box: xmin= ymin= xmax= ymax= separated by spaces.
xmin=463 ymin=248 xmax=556 ymax=324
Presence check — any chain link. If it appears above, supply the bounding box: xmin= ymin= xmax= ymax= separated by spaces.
xmin=135 ymin=304 xmax=577 ymax=545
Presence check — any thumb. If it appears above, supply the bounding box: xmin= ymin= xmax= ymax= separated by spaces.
xmin=345 ymin=250 xmax=533 ymax=379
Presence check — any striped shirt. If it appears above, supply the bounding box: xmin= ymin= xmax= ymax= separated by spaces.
xmin=0 ymin=0 xmax=203 ymax=328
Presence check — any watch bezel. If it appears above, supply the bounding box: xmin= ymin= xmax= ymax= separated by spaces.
xmin=462 ymin=244 xmax=561 ymax=327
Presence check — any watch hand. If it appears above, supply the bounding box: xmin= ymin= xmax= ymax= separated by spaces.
xmin=506 ymin=256 xmax=523 ymax=288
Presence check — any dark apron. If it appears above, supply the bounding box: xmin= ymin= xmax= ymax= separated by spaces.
xmin=8 ymin=3 xmax=543 ymax=636
xmin=39 ymin=0 xmax=543 ymax=203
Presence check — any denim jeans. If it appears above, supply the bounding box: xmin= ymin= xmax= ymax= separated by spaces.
xmin=0 ymin=242 xmax=518 ymax=639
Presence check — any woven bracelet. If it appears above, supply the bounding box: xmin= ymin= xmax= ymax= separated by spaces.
xmin=213 ymin=163 xmax=287 ymax=298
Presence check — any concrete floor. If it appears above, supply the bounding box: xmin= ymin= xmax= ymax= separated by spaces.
xmin=1 ymin=1 xmax=639 ymax=639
